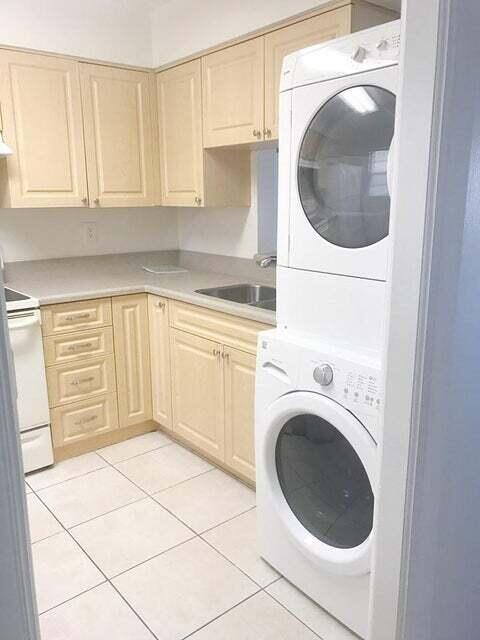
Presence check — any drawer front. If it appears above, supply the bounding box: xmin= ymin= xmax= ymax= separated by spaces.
xmin=47 ymin=355 xmax=116 ymax=407
xmin=170 ymin=301 xmax=270 ymax=354
xmin=44 ymin=327 xmax=113 ymax=365
xmin=51 ymin=393 xmax=119 ymax=447
xmin=42 ymin=298 xmax=112 ymax=335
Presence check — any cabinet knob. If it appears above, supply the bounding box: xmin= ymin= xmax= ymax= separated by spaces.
xmin=82 ymin=197 xmax=88 ymax=205
xmin=252 ymin=129 xmax=261 ymax=138
xmin=194 ymin=196 xmax=202 ymax=206
xmin=263 ymin=128 xmax=272 ymax=138
xmin=94 ymin=198 xmax=100 ymax=205
xmin=157 ymin=301 xmax=165 ymax=310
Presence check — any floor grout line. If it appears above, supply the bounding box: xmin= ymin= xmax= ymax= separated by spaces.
xmin=97 ymin=439 xmax=174 ymax=465
xmin=27 ymin=461 xmax=110 ymax=494
xmin=198 ymin=504 xmax=256 ymax=536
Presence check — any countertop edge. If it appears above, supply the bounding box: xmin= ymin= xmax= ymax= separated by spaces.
xmin=36 ymin=284 xmax=276 ymax=326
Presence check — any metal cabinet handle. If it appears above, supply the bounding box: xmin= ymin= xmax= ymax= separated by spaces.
xmin=222 ymin=352 xmax=230 ymax=362
xmin=71 ymin=376 xmax=95 ymax=387
xmin=82 ymin=197 xmax=88 ymax=205
xmin=252 ymin=129 xmax=262 ymax=138
xmin=74 ymin=414 xmax=98 ymax=426
xmin=263 ymin=128 xmax=272 ymax=138
xmin=67 ymin=342 xmax=93 ymax=352
xmin=94 ymin=198 xmax=100 ymax=205
xmin=212 ymin=348 xmax=221 ymax=357
xmin=65 ymin=313 xmax=91 ymax=322
xmin=194 ymin=196 xmax=202 ymax=206
xmin=157 ymin=301 xmax=166 ymax=310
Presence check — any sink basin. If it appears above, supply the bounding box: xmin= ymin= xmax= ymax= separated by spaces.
xmin=195 ymin=283 xmax=276 ymax=308
xmin=249 ymin=299 xmax=276 ymax=312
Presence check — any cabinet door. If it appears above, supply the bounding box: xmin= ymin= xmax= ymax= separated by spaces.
xmin=170 ymin=329 xmax=224 ymax=461
xmin=112 ymin=295 xmax=152 ymax=428
xmin=148 ymin=295 xmax=172 ymax=430
xmin=157 ymin=60 xmax=204 ymax=206
xmin=224 ymin=347 xmax=256 ymax=483
xmin=264 ymin=7 xmax=351 ymax=139
xmin=202 ymin=38 xmax=264 ymax=147
xmin=0 ymin=50 xmax=88 ymax=208
xmin=80 ymin=64 xmax=156 ymax=207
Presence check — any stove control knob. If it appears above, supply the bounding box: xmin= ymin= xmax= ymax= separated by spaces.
xmin=352 ymin=46 xmax=367 ymax=62
xmin=376 ymin=39 xmax=389 ymax=51
xmin=313 ymin=364 xmax=334 ymax=387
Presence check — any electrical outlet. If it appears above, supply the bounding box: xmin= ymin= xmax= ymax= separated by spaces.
xmin=83 ymin=221 xmax=97 ymax=246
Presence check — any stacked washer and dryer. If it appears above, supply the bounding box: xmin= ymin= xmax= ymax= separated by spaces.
xmin=255 ymin=21 xmax=400 ymax=638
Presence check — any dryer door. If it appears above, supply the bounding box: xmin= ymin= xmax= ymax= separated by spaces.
xmin=289 ymin=66 xmax=397 ymax=280
xmin=261 ymin=391 xmax=376 ymax=576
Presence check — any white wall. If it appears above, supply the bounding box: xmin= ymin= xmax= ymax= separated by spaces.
xmin=0 ymin=208 xmax=178 ymax=262
xmin=0 ymin=0 xmax=154 ymax=66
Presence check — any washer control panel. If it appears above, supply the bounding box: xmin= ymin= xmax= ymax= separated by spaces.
xmin=301 ymin=352 xmax=383 ymax=418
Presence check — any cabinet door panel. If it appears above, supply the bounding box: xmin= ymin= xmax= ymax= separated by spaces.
xmin=80 ymin=64 xmax=156 ymax=207
xmin=265 ymin=8 xmax=351 ymax=139
xmin=202 ymin=38 xmax=264 ymax=147
xmin=157 ymin=60 xmax=204 ymax=206
xmin=51 ymin=393 xmax=119 ymax=448
xmin=170 ymin=329 xmax=224 ymax=461
xmin=113 ymin=295 xmax=152 ymax=428
xmin=0 ymin=51 xmax=88 ymax=207
xmin=224 ymin=347 xmax=256 ymax=483
xmin=148 ymin=295 xmax=172 ymax=429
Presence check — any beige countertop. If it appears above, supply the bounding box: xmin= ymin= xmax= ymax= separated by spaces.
xmin=5 ymin=251 xmax=276 ymax=326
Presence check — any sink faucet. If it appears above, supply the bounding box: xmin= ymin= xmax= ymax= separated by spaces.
xmin=255 ymin=254 xmax=277 ymax=268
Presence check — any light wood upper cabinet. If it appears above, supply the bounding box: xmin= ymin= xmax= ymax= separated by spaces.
xmin=170 ymin=329 xmax=225 ymax=461
xmin=112 ymin=294 xmax=153 ymax=428
xmin=202 ymin=38 xmax=264 ymax=148
xmin=0 ymin=51 xmax=88 ymax=208
xmin=264 ymin=7 xmax=351 ymax=139
xmin=148 ymin=295 xmax=172 ymax=430
xmin=224 ymin=347 xmax=256 ymax=483
xmin=157 ymin=60 xmax=204 ymax=206
xmin=80 ymin=64 xmax=156 ymax=207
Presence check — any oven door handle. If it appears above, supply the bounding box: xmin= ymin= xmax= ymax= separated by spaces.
xmin=8 ymin=311 xmax=40 ymax=330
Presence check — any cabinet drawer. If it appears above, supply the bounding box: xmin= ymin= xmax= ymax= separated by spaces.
xmin=47 ymin=355 xmax=116 ymax=407
xmin=42 ymin=298 xmax=112 ymax=335
xmin=44 ymin=326 xmax=113 ymax=365
xmin=51 ymin=393 xmax=119 ymax=448
xmin=170 ymin=301 xmax=269 ymax=354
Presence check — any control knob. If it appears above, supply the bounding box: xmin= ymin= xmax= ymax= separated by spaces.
xmin=313 ymin=364 xmax=334 ymax=386
xmin=351 ymin=46 xmax=367 ymax=62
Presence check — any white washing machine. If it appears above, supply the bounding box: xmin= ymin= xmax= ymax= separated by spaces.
xmin=256 ymin=330 xmax=382 ymax=637
xmin=277 ymin=20 xmax=400 ymax=282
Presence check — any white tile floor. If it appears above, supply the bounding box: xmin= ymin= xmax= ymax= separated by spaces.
xmin=26 ymin=431 xmax=357 ymax=640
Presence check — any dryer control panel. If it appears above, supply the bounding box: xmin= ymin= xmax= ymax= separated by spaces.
xmin=281 ymin=19 xmax=401 ymax=92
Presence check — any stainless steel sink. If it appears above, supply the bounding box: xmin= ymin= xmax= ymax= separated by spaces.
xmin=195 ymin=284 xmax=276 ymax=310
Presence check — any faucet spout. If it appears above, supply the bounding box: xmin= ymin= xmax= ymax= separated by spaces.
xmin=255 ymin=254 xmax=277 ymax=268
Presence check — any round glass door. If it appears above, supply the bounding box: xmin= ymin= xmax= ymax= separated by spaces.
xmin=298 ymin=85 xmax=396 ymax=249
xmin=275 ymin=413 xmax=374 ymax=549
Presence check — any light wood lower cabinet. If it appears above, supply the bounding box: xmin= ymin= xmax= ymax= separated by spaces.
xmin=148 ymin=295 xmax=172 ymax=430
xmin=51 ymin=393 xmax=119 ymax=448
xmin=170 ymin=329 xmax=225 ymax=461
xmin=224 ymin=347 xmax=256 ymax=483
xmin=112 ymin=294 xmax=153 ymax=428
xmin=46 ymin=355 xmax=116 ymax=407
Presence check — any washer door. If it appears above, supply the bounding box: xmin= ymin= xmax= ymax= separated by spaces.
xmin=297 ymin=85 xmax=396 ymax=249
xmin=262 ymin=391 xmax=376 ymax=576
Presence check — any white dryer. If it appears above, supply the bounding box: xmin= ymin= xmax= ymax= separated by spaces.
xmin=277 ymin=20 xmax=400 ymax=282
xmin=256 ymin=329 xmax=382 ymax=638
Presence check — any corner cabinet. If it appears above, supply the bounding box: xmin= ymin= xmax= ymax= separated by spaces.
xmin=80 ymin=64 xmax=157 ymax=207
xmin=148 ymin=295 xmax=172 ymax=430
xmin=157 ymin=59 xmax=251 ymax=208
xmin=0 ymin=50 xmax=88 ymax=208
xmin=112 ymin=294 xmax=153 ymax=428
